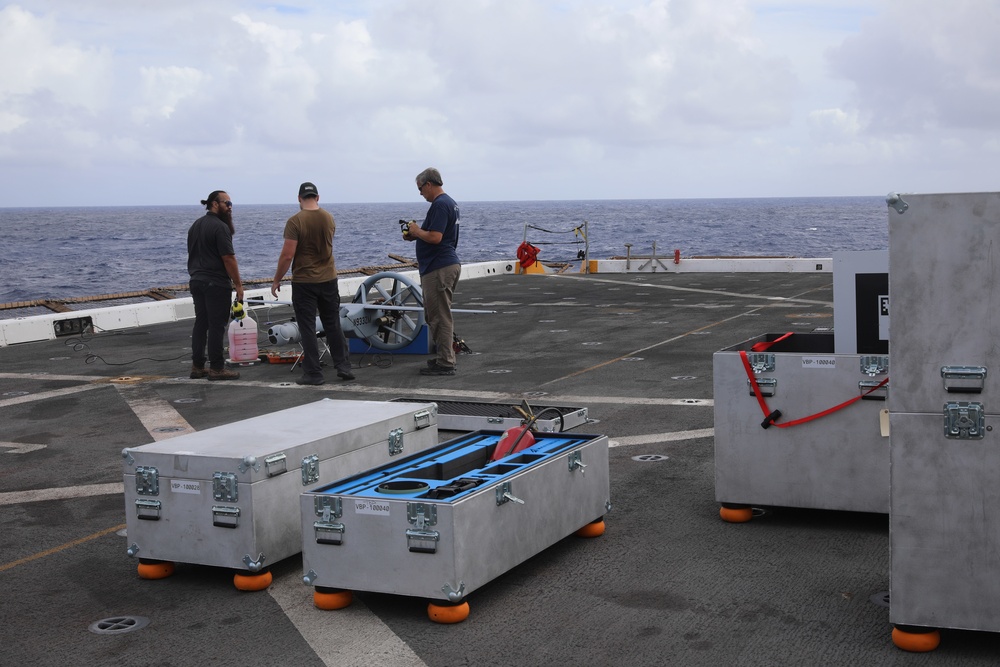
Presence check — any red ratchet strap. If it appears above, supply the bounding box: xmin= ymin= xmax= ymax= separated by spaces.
xmin=750 ymin=332 xmax=795 ymax=352
xmin=739 ymin=348 xmax=889 ymax=430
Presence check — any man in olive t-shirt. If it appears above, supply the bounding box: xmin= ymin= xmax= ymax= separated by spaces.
xmin=270 ymin=182 xmax=353 ymax=385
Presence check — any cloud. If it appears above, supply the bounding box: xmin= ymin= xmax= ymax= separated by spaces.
xmin=828 ymin=0 xmax=1000 ymax=134
xmin=0 ymin=5 xmax=114 ymax=113
xmin=0 ymin=4 xmax=116 ymax=166
xmin=370 ymin=0 xmax=797 ymax=146
xmin=133 ymin=66 xmax=210 ymax=123
xmin=0 ymin=0 xmax=997 ymax=204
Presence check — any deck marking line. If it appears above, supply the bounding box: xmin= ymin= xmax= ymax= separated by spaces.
xmin=267 ymin=568 xmax=428 ymax=667
xmin=75 ymin=378 xmax=713 ymax=408
xmin=0 ymin=372 xmax=101 ymax=381
xmin=538 ymin=311 xmax=748 ymax=387
xmin=0 ymin=382 xmax=108 ymax=408
xmin=216 ymin=378 xmax=712 ymax=406
xmin=539 ymin=282 xmax=831 ymax=388
xmin=114 ymin=382 xmax=196 ymax=440
xmin=558 ymin=395 xmax=712 ymax=406
xmin=0 ymin=482 xmax=125 ymax=506
xmin=609 ymin=429 xmax=715 ymax=447
xmin=552 ymin=274 xmax=832 ymax=305
xmin=0 ymin=442 xmax=47 ymax=454
xmin=0 ymin=523 xmax=126 ymax=573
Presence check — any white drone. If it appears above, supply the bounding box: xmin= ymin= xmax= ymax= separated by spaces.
xmin=251 ymin=271 xmax=494 ymax=351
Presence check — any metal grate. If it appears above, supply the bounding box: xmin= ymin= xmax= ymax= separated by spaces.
xmin=88 ymin=616 xmax=150 ymax=635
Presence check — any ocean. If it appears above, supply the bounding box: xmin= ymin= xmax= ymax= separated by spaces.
xmin=0 ymin=196 xmax=887 ymax=304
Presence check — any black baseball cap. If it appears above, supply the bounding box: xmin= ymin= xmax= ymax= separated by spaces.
xmin=299 ymin=182 xmax=319 ymax=197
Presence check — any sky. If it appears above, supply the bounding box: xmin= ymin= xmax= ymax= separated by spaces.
xmin=0 ymin=0 xmax=998 ymax=206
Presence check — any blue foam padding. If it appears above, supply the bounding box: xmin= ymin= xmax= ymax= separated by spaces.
xmin=317 ymin=431 xmax=592 ymax=502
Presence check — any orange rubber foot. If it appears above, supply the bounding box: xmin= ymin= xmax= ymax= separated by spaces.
xmin=428 ymin=601 xmax=470 ymax=624
xmin=892 ymin=627 xmax=941 ymax=652
xmin=575 ymin=519 xmax=606 ymax=538
xmin=233 ymin=570 xmax=273 ymax=591
xmin=719 ymin=505 xmax=753 ymax=523
xmin=137 ymin=560 xmax=175 ymax=580
xmin=314 ymin=588 xmax=353 ymax=610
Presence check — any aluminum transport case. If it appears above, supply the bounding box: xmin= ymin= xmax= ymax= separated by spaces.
xmin=888 ymin=191 xmax=1000 ymax=649
xmin=390 ymin=397 xmax=591 ymax=432
xmin=122 ymin=398 xmax=438 ymax=587
xmin=300 ymin=430 xmax=610 ymax=621
xmin=713 ymin=331 xmax=889 ymax=517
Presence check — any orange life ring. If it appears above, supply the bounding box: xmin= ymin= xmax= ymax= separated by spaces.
xmin=517 ymin=241 xmax=540 ymax=268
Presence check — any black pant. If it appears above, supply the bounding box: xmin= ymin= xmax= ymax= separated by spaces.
xmin=190 ymin=278 xmax=231 ymax=370
xmin=292 ymin=280 xmax=351 ymax=379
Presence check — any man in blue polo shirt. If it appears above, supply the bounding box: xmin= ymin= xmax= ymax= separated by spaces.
xmin=404 ymin=167 xmax=460 ymax=376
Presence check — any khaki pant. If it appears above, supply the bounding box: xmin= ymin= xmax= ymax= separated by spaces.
xmin=421 ymin=263 xmax=461 ymax=367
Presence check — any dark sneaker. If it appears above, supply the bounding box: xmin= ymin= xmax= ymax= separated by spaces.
xmin=427 ymin=359 xmax=457 ymax=369
xmin=296 ymin=375 xmax=325 ymax=386
xmin=207 ymin=368 xmax=240 ymax=381
xmin=337 ymin=370 xmax=356 ymax=381
xmin=420 ymin=362 xmax=455 ymax=376
xmin=190 ymin=365 xmax=208 ymax=379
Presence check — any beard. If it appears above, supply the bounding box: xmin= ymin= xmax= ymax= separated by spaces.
xmin=219 ymin=209 xmax=235 ymax=235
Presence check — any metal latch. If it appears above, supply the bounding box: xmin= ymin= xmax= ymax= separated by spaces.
xmin=406 ymin=502 xmax=439 ymax=554
xmin=264 ymin=453 xmax=287 ymax=477
xmin=388 ymin=428 xmax=404 ymax=456
xmin=134 ymin=499 xmax=161 ymax=520
xmin=496 ymin=481 xmax=525 ymax=505
xmin=413 ymin=408 xmax=435 ymax=429
xmin=568 ymin=451 xmax=587 ymax=475
xmin=302 ymin=454 xmax=320 ymax=485
xmin=747 ymin=353 xmax=775 ymax=373
xmin=747 ymin=378 xmax=777 ymax=397
xmin=312 ymin=499 xmax=345 ymax=548
xmin=407 ymin=502 xmax=437 ymax=528
xmin=314 ymin=496 xmax=342 ymax=521
xmin=859 ymin=380 xmax=888 ymax=401
xmin=943 ymin=402 xmax=986 ymax=440
xmin=212 ymin=472 xmax=239 ymax=502
xmin=860 ymin=356 xmax=889 ymax=376
xmin=212 ymin=505 xmax=240 ymax=528
xmin=942 ymin=366 xmax=987 ymax=394
xmin=135 ymin=466 xmax=159 ymax=496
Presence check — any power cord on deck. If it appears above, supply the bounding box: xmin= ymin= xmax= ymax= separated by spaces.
xmin=63 ymin=330 xmax=188 ymax=366
xmin=350 ymin=342 xmax=394 ymax=370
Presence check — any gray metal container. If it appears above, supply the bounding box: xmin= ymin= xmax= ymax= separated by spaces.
xmin=389 ymin=397 xmax=590 ymax=432
xmin=714 ymin=332 xmax=889 ymax=513
xmin=300 ymin=430 xmax=610 ymax=602
xmin=122 ymin=398 xmax=439 ymax=572
xmin=889 ymin=191 xmax=1000 ymax=633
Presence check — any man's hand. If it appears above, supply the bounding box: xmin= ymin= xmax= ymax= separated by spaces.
xmin=404 ymin=222 xmax=418 ymax=241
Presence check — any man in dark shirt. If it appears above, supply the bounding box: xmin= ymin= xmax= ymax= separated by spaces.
xmin=404 ymin=168 xmax=460 ymax=376
xmin=187 ymin=190 xmax=243 ymax=381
